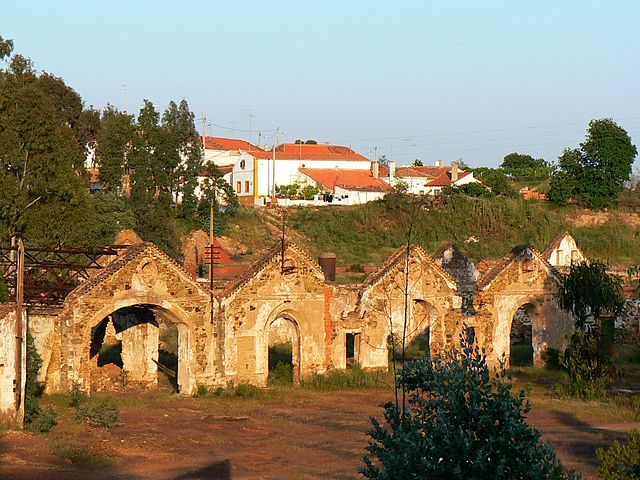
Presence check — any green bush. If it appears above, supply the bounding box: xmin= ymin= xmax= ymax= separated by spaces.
xmin=597 ymin=430 xmax=640 ymax=479
xmin=360 ymin=332 xmax=578 ymax=479
xmin=75 ymin=399 xmax=119 ymax=428
xmin=68 ymin=382 xmax=89 ymax=408
xmin=28 ymin=407 xmax=57 ymax=433
xmin=268 ymin=361 xmax=293 ymax=386
xmin=234 ymin=383 xmax=259 ymax=398
xmin=302 ymin=363 xmax=388 ymax=390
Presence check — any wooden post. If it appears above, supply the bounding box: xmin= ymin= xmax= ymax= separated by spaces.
xmin=15 ymin=239 xmax=25 ymax=427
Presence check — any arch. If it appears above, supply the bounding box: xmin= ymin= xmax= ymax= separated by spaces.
xmin=262 ymin=308 xmax=303 ymax=384
xmin=77 ymin=299 xmax=194 ymax=395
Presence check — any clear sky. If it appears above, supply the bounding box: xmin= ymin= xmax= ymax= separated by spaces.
xmin=3 ymin=1 xmax=640 ymax=168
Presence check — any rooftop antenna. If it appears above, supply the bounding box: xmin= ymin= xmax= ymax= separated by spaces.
xmin=121 ymin=84 xmax=128 ymax=113
xmin=245 ymin=109 xmax=255 ymax=143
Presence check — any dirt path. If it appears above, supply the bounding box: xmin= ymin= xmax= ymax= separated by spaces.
xmin=1 ymin=390 xmax=638 ymax=479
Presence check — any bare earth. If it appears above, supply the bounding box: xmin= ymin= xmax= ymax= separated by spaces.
xmin=1 ymin=389 xmax=638 ymax=480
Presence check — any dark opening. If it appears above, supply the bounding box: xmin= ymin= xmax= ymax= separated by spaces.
xmin=405 ymin=328 xmax=430 ymax=361
xmin=510 ymin=305 xmax=534 ymax=366
xmin=466 ymin=326 xmax=476 ymax=345
xmin=268 ymin=342 xmax=293 ymax=385
xmin=346 ymin=333 xmax=360 ymax=367
xmin=158 ymin=322 xmax=179 ymax=392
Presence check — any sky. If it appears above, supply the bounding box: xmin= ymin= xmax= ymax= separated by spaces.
xmin=3 ymin=1 xmax=640 ymax=168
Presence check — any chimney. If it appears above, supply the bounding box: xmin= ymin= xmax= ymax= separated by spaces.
xmin=372 ymin=161 xmax=379 ymax=179
xmin=389 ymin=160 xmax=396 ymax=184
xmin=451 ymin=163 xmax=459 ymax=182
xmin=318 ymin=252 xmax=337 ymax=281
xmin=435 ymin=159 xmax=443 ymax=167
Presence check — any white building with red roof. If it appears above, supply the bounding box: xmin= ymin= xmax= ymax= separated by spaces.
xmin=297 ymin=168 xmax=391 ymax=205
xmin=381 ymin=160 xmax=481 ymax=196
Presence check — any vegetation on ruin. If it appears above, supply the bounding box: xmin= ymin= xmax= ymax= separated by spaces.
xmin=25 ymin=333 xmax=57 ymax=433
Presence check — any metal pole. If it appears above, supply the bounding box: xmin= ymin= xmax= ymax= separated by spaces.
xmin=209 ymin=189 xmax=215 ymax=324
xmin=272 ymin=127 xmax=279 ymax=203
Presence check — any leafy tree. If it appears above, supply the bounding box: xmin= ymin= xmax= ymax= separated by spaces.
xmin=412 ymin=159 xmax=423 ymax=166
xmin=549 ymin=119 xmax=637 ymax=209
xmin=96 ymin=105 xmax=135 ymax=192
xmin=25 ymin=333 xmax=57 ymax=432
xmin=472 ymin=167 xmax=518 ymax=198
xmin=361 ymin=331 xmax=577 ymax=479
xmin=558 ymin=260 xmax=625 ymax=399
xmin=0 ymin=38 xmax=93 ymax=242
xmin=501 ymin=152 xmax=549 ymax=176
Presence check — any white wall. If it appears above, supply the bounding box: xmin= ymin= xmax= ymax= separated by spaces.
xmin=334 ymin=186 xmax=386 ymax=205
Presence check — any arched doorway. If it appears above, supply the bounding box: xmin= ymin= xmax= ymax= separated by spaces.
xmin=88 ymin=304 xmax=188 ymax=393
xmin=510 ymin=303 xmax=534 ymax=367
xmin=405 ymin=300 xmax=438 ymax=361
xmin=266 ymin=316 xmax=300 ymax=385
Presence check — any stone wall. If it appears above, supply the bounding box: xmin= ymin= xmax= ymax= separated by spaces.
xmin=0 ymin=304 xmax=26 ymax=425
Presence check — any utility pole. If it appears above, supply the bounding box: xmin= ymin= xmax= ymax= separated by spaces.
xmin=272 ymin=127 xmax=279 ymax=204
xmin=374 ymin=146 xmax=378 ymax=163
xmin=245 ymin=109 xmax=255 ymax=144
xmin=121 ymin=85 xmax=128 ymax=113
xmin=14 ymin=239 xmax=25 ymax=427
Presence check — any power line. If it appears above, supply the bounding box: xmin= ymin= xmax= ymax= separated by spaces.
xmin=206 ymin=121 xmax=278 ymax=134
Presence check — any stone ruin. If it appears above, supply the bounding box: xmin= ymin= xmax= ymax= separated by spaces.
xmin=0 ymin=231 xmax=601 ymax=424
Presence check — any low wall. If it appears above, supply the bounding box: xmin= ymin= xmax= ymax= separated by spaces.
xmin=0 ymin=304 xmax=26 ymax=426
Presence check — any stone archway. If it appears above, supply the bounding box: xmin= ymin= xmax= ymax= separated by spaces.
xmin=84 ymin=301 xmax=193 ymax=394
xmin=264 ymin=313 xmax=301 ymax=384
xmin=403 ymin=300 xmax=439 ymax=360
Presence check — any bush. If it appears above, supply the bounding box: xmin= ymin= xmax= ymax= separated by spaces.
xmin=561 ymin=328 xmax=610 ymax=399
xmin=360 ymin=332 xmax=578 ymax=479
xmin=28 ymin=407 xmax=57 ymax=433
xmin=597 ymin=430 xmax=640 ymax=479
xmin=75 ymin=399 xmax=119 ymax=428
xmin=268 ymin=361 xmax=293 ymax=386
xmin=302 ymin=364 xmax=390 ymax=390
xmin=234 ymin=383 xmax=259 ymax=398
xmin=68 ymin=382 xmax=89 ymax=408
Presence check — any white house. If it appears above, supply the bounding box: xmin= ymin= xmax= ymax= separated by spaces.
xmin=297 ymin=168 xmax=391 ymax=205
xmin=542 ymin=231 xmax=585 ymax=270
xmin=381 ymin=160 xmax=481 ymax=196
xmin=231 ymin=142 xmax=374 ymax=205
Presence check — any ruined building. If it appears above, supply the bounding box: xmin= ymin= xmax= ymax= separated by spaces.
xmin=1 ymin=233 xmax=580 ymax=424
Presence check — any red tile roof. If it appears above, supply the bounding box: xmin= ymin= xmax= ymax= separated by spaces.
xmin=427 ymin=171 xmax=471 ymax=187
xmin=380 ymin=165 xmax=462 ymax=179
xmin=274 ymin=143 xmax=369 ymax=161
xmin=201 ymin=136 xmax=271 ymax=159
xmin=300 ymin=168 xmax=391 ymax=192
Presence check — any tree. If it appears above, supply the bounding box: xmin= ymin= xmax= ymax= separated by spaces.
xmin=558 ymin=260 xmax=625 ymax=399
xmin=549 ymin=119 xmax=637 ymax=209
xmin=361 ymin=331 xmax=577 ymax=479
xmin=501 ymin=152 xmax=549 ymax=177
xmin=0 ymin=38 xmax=93 ymax=243
xmin=472 ymin=167 xmax=518 ymax=198
xmin=412 ymin=159 xmax=423 ymax=167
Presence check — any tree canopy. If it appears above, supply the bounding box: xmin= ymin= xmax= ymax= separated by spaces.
xmin=501 ymin=152 xmax=549 ymax=176
xmin=549 ymin=119 xmax=637 ymax=209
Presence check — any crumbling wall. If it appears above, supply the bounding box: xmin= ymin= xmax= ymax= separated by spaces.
xmin=0 ymin=304 xmax=26 ymax=425
xmin=221 ymin=247 xmax=328 ymax=385
xmin=54 ymin=244 xmax=217 ymax=395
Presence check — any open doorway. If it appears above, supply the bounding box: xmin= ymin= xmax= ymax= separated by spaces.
xmin=346 ymin=332 xmax=361 ymax=367
xmin=510 ymin=303 xmax=534 ymax=367
xmin=267 ymin=317 xmax=299 ymax=385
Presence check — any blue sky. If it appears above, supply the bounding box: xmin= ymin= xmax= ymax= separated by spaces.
xmin=3 ymin=1 xmax=639 ymax=168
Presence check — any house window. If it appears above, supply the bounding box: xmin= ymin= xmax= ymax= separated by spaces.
xmin=245 ymin=180 xmax=250 ymax=193
xmin=240 ymin=159 xmax=246 ymax=169
xmin=236 ymin=181 xmax=241 ymax=193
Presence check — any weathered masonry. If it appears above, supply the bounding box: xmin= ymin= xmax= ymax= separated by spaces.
xmin=1 ymin=233 xmax=585 ymax=423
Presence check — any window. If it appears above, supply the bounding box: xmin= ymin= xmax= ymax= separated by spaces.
xmin=239 ymin=159 xmax=246 ymax=169
xmin=245 ymin=180 xmax=250 ymax=193
xmin=236 ymin=181 xmax=241 ymax=193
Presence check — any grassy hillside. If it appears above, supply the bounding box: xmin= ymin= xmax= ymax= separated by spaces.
xmin=228 ymin=196 xmax=640 ymax=267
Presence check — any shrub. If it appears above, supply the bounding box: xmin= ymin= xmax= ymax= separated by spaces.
xmin=75 ymin=399 xmax=119 ymax=428
xmin=28 ymin=407 xmax=57 ymax=433
xmin=234 ymin=383 xmax=259 ymax=398
xmin=360 ymin=332 xmax=578 ymax=479
xmin=268 ymin=361 xmax=293 ymax=386
xmin=597 ymin=430 xmax=640 ymax=479
xmin=348 ymin=263 xmax=366 ymax=273
xmin=68 ymin=382 xmax=89 ymax=408
xmin=51 ymin=441 xmax=113 ymax=467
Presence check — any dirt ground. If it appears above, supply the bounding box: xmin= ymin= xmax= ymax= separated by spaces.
xmin=1 ymin=388 xmax=639 ymax=480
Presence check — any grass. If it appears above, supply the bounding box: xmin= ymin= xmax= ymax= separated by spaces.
xmin=50 ymin=440 xmax=114 ymax=468
xmin=301 ymin=364 xmax=393 ymax=391
xmin=287 ymin=195 xmax=640 ymax=266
